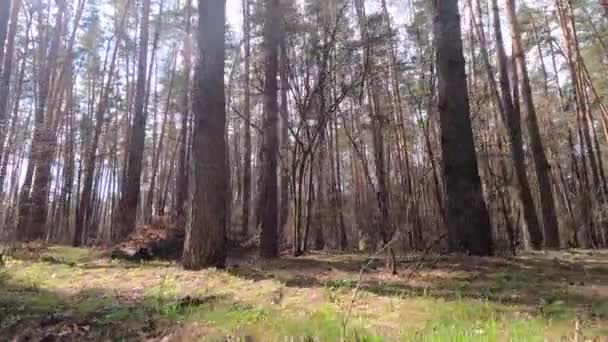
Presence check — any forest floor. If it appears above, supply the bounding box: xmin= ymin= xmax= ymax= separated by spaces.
xmin=1 ymin=245 xmax=607 ymax=341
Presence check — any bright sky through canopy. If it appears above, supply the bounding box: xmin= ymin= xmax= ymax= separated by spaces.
xmin=227 ymin=0 xmax=242 ymax=32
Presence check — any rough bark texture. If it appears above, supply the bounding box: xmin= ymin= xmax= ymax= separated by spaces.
xmin=116 ymin=0 xmax=151 ymax=239
xmin=505 ymin=0 xmax=560 ymax=249
xmin=182 ymin=0 xmax=228 ymax=269
xmin=433 ymin=0 xmax=493 ymax=256
xmin=241 ymin=0 xmax=252 ymax=237
xmin=491 ymin=0 xmax=543 ymax=249
xmin=258 ymin=0 xmax=280 ymax=258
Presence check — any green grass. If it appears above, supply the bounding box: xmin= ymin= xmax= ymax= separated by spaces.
xmin=401 ymin=300 xmax=546 ymax=342
xmin=1 ymin=247 xmax=607 ymax=341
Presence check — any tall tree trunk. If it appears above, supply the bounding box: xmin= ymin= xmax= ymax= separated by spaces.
xmin=0 ymin=0 xmax=21 ymax=194
xmin=505 ymin=0 xmax=560 ymax=249
xmin=74 ymin=3 xmax=129 ymax=246
xmin=241 ymin=0 xmax=252 ymax=237
xmin=489 ymin=0 xmax=543 ymax=249
xmin=334 ymin=115 xmax=347 ymax=250
xmin=21 ymin=0 xmax=66 ymax=241
xmin=182 ymin=0 xmax=228 ymax=269
xmin=116 ymin=0 xmax=151 ymax=239
xmin=258 ymin=0 xmax=280 ymax=258
xmin=29 ymin=0 xmax=86 ymax=240
xmin=433 ymin=0 xmax=493 ymax=256
xmin=175 ymin=0 xmax=192 ymax=229
xmin=61 ymin=85 xmax=75 ymax=242
xmin=0 ymin=0 xmax=11 ymax=66
xmin=354 ymin=0 xmax=395 ymax=272
xmin=145 ymin=52 xmax=175 ymax=223
xmin=279 ymin=38 xmax=290 ymax=239
xmin=0 ymin=11 xmax=28 ymax=207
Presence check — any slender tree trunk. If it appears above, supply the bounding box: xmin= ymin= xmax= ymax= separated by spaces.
xmin=116 ymin=0 xmax=151 ymax=239
xmin=0 ymin=0 xmax=22 ymax=193
xmin=74 ymin=3 xmax=129 ymax=245
xmin=175 ymin=0 xmax=192 ymax=229
xmin=20 ymin=1 xmax=66 ymax=241
xmin=145 ymin=52 xmax=176 ymax=222
xmin=506 ymin=0 xmax=560 ymax=249
xmin=489 ymin=0 xmax=543 ymax=249
xmin=241 ymin=0 xmax=252 ymax=237
xmin=354 ymin=0 xmax=395 ymax=272
xmin=334 ymin=115 xmax=347 ymax=250
xmin=0 ymin=0 xmax=11 ymax=66
xmin=279 ymin=38 xmax=290 ymax=239
xmin=0 ymin=0 xmax=21 ymax=191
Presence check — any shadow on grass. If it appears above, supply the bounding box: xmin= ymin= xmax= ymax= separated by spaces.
xmin=0 ymin=268 xmax=379 ymax=341
xmin=5 ymin=246 xmax=608 ymax=339
xmin=231 ymin=253 xmax=608 ymax=324
xmin=0 ymin=271 xmax=231 ymax=340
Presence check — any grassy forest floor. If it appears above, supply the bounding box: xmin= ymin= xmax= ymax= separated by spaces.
xmin=1 ymin=246 xmax=607 ymax=341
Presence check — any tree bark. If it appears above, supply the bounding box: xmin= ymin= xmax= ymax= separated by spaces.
xmin=175 ymin=0 xmax=192 ymax=230
xmin=258 ymin=0 xmax=280 ymax=258
xmin=74 ymin=3 xmax=129 ymax=246
xmin=145 ymin=52 xmax=175 ymax=223
xmin=241 ymin=0 xmax=252 ymax=237
xmin=116 ymin=0 xmax=151 ymax=239
xmin=433 ymin=0 xmax=493 ymax=256
xmin=21 ymin=0 xmax=66 ymax=240
xmin=182 ymin=0 xmax=228 ymax=269
xmin=490 ymin=0 xmax=543 ymax=249
xmin=505 ymin=0 xmax=560 ymax=249
xmin=354 ymin=0 xmax=394 ymax=272
xmin=0 ymin=11 xmax=28 ymax=206
xmin=0 ymin=0 xmax=21 ymax=194
xmin=279 ymin=38 xmax=290 ymax=240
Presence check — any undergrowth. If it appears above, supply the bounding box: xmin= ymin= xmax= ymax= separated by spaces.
xmin=0 ymin=247 xmax=607 ymax=340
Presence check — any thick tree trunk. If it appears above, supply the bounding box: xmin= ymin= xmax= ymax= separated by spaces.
xmin=182 ymin=0 xmax=228 ymax=269
xmin=433 ymin=0 xmax=493 ymax=256
xmin=258 ymin=0 xmax=280 ymax=258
